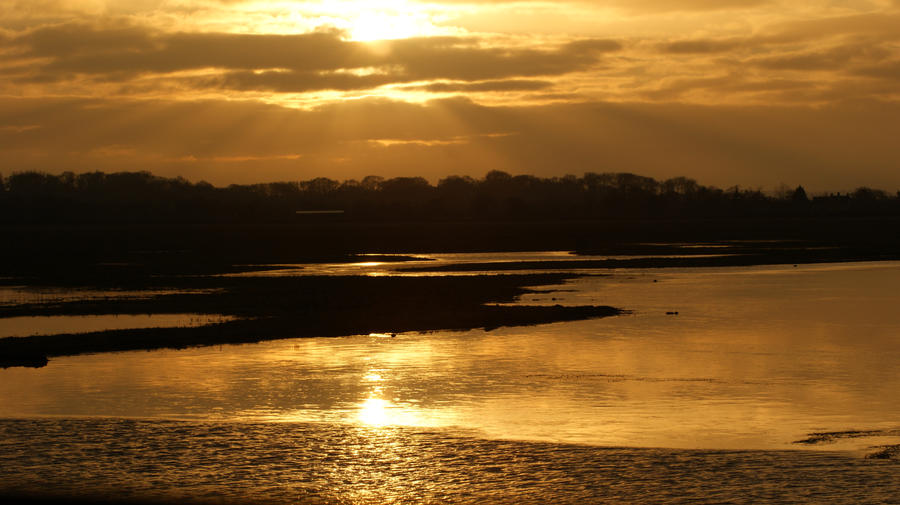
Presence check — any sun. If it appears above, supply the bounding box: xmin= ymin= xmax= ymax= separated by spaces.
xmin=350 ymin=10 xmax=422 ymax=41
xmin=318 ymin=0 xmax=443 ymax=41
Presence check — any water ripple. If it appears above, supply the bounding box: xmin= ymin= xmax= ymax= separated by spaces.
xmin=1 ymin=419 xmax=898 ymax=504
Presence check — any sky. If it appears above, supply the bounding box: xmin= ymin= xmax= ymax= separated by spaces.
xmin=1 ymin=0 xmax=899 ymax=191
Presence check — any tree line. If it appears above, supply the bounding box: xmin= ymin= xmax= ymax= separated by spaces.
xmin=2 ymin=170 xmax=899 ymax=224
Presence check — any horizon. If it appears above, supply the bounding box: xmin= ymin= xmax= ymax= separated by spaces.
xmin=2 ymin=1 xmax=900 ymax=191
xmin=3 ymin=168 xmax=899 ymax=197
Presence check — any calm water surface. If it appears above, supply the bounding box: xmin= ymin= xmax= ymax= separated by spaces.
xmin=2 ymin=259 xmax=900 ymax=502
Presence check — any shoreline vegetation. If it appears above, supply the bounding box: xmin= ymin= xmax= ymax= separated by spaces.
xmin=4 ymin=170 xmax=900 ymax=226
xmin=3 ymin=170 xmax=900 ymax=368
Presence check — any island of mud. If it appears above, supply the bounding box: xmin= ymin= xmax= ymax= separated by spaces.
xmin=1 ymin=273 xmax=621 ymax=368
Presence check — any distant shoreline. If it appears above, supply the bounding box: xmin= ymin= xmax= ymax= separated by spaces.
xmin=4 ymin=215 xmax=900 ymax=279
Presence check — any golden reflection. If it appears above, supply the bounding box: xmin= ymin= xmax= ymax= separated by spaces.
xmin=358 ymin=397 xmax=392 ymax=426
xmin=356 ymin=364 xmax=425 ymax=427
xmin=356 ymin=396 xmax=426 ymax=427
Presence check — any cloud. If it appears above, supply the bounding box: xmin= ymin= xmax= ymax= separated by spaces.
xmin=10 ymin=25 xmax=364 ymax=75
xmin=605 ymin=0 xmax=771 ymax=12
xmin=409 ymin=0 xmax=771 ymax=12
xmin=750 ymin=43 xmax=891 ymax=71
xmin=205 ymin=70 xmax=399 ymax=93
xmin=640 ymin=74 xmax=815 ymax=101
xmin=2 ymin=23 xmax=620 ymax=92
xmin=765 ymin=13 xmax=900 ymax=41
xmin=658 ymin=38 xmax=747 ymax=54
xmin=854 ymin=60 xmax=900 ymax=81
xmin=407 ymin=79 xmax=554 ymax=92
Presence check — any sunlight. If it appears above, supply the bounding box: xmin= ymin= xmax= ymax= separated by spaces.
xmin=356 ymin=395 xmax=428 ymax=428
xmin=315 ymin=0 xmax=441 ymax=41
xmin=358 ymin=397 xmax=392 ymax=426
xmin=215 ymin=0 xmax=452 ymax=41
xmin=364 ymin=372 xmax=385 ymax=382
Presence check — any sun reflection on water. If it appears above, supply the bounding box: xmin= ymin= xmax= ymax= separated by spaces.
xmin=364 ymin=372 xmax=385 ymax=382
xmin=358 ymin=397 xmax=392 ymax=426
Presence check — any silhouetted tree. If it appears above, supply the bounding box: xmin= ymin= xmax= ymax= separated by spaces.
xmin=662 ymin=176 xmax=699 ymax=196
xmin=2 ymin=170 xmax=899 ymax=224
xmin=360 ymin=175 xmax=384 ymax=191
xmin=852 ymin=187 xmax=886 ymax=200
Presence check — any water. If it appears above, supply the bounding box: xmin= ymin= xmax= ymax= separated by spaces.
xmin=2 ymin=259 xmax=900 ymax=502
xmin=2 ymin=419 xmax=898 ymax=505
xmin=224 ymin=250 xmax=732 ymax=277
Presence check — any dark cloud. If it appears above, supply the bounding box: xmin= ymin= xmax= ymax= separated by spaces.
xmin=2 ymin=23 xmax=620 ymax=92
xmin=13 ymin=26 xmax=364 ymax=75
xmin=854 ymin=60 xmax=900 ymax=81
xmin=21 ymin=22 xmax=156 ymax=57
xmin=206 ymin=70 xmax=399 ymax=93
xmin=384 ymin=37 xmax=616 ymax=82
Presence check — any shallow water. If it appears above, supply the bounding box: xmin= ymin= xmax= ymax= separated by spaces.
xmin=225 ymin=250 xmax=732 ymax=277
xmin=1 ymin=419 xmax=898 ymax=505
xmin=2 ymin=260 xmax=900 ymax=502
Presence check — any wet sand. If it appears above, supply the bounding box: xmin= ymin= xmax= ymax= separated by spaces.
xmin=2 ymin=419 xmax=898 ymax=505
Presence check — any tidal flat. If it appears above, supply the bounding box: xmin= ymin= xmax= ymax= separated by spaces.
xmin=1 ymin=419 xmax=898 ymax=505
xmin=3 ymin=236 xmax=900 ymax=504
xmin=0 ymin=274 xmax=621 ymax=367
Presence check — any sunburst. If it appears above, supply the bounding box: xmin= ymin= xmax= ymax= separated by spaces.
xmin=316 ymin=0 xmax=444 ymax=41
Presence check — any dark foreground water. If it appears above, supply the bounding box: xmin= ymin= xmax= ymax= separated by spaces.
xmin=1 ymin=419 xmax=898 ymax=505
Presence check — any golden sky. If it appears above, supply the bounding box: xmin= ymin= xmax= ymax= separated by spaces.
xmin=1 ymin=0 xmax=899 ymax=190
